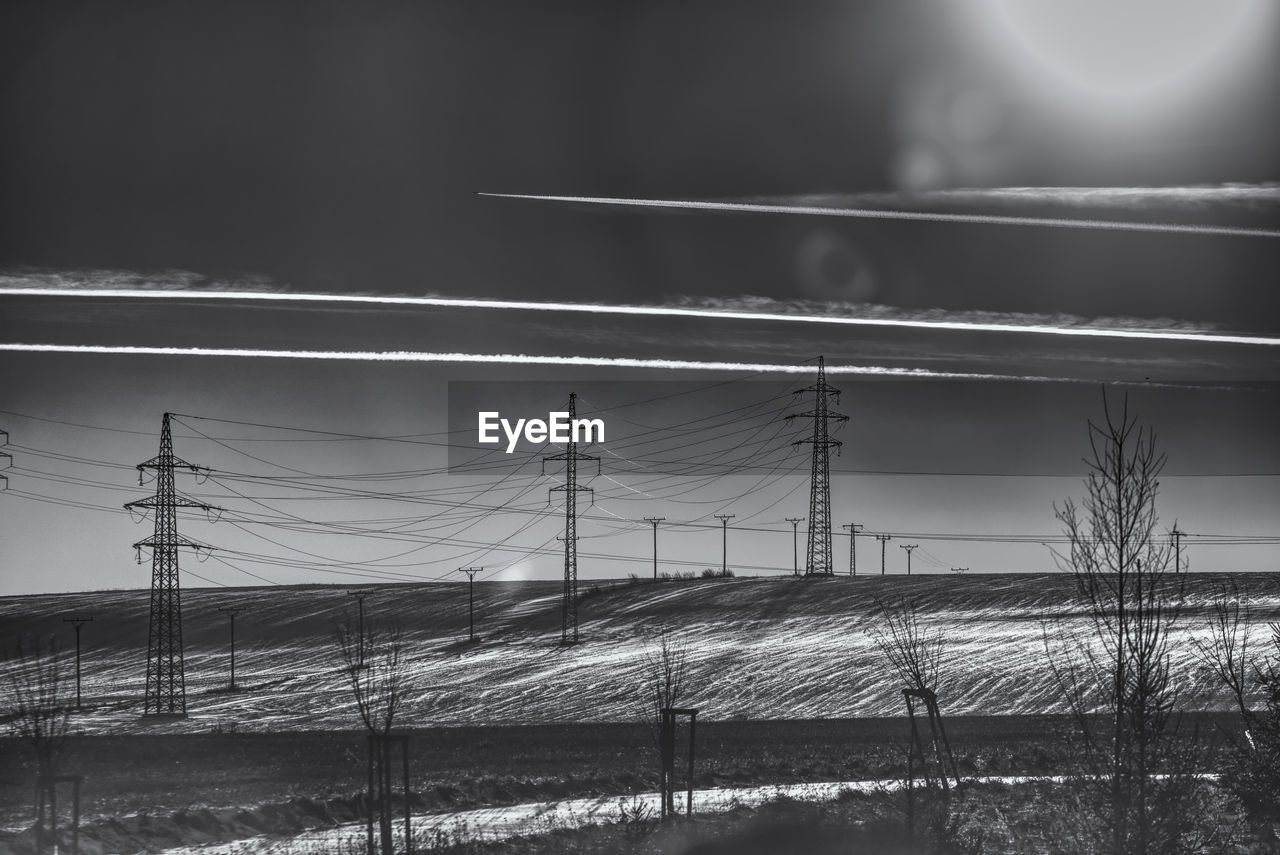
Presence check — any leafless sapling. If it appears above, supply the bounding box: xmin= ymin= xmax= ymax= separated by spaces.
xmin=1048 ymin=391 xmax=1212 ymax=855
xmin=335 ymin=616 xmax=409 ymax=855
xmin=640 ymin=627 xmax=691 ymax=817
xmin=870 ymin=595 xmax=944 ymax=695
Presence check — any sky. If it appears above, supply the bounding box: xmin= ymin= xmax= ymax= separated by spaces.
xmin=0 ymin=0 xmax=1277 ymax=595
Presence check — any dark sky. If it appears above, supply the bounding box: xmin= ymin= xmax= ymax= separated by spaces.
xmin=1 ymin=1 xmax=1277 ymax=594
xmin=3 ymin=1 xmax=1278 ymax=313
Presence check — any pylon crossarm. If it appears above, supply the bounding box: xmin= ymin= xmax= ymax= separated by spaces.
xmin=133 ymin=535 xmax=214 ymax=552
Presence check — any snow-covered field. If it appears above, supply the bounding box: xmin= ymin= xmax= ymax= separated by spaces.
xmin=3 ymin=574 xmax=1277 ymax=735
xmin=156 ymin=775 xmax=1075 ymax=855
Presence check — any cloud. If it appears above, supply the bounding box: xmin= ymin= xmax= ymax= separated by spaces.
xmin=0 ymin=342 xmax=1045 ymax=380
xmin=478 ymin=184 xmax=1280 ymax=239
xmin=3 ymin=269 xmax=1276 ymax=347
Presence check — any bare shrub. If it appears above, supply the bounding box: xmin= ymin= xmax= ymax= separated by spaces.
xmin=5 ymin=635 xmax=73 ymax=852
xmin=4 ymin=636 xmax=71 ymax=782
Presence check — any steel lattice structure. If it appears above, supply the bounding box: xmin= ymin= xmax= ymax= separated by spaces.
xmin=787 ymin=357 xmax=848 ymax=576
xmin=543 ymin=393 xmax=598 ymax=644
xmin=124 ymin=413 xmax=218 ymax=716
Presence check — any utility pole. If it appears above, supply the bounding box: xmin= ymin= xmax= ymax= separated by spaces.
xmin=874 ymin=534 xmax=893 ymax=575
xmin=1171 ymin=526 xmax=1185 ymax=572
xmin=644 ymin=517 xmax=665 ymax=580
xmin=714 ymin=514 xmax=735 ymax=576
xmin=785 ymin=517 xmax=805 ymax=577
xmin=900 ymin=544 xmax=919 ymax=576
xmin=124 ymin=413 xmax=219 ymax=718
xmin=0 ymin=428 xmax=10 ymax=492
xmin=786 ymin=356 xmax=849 ymax=576
xmin=458 ymin=567 xmax=482 ymax=642
xmin=347 ymin=591 xmax=369 ymax=666
xmin=216 ymin=607 xmax=241 ymax=690
xmin=544 ymin=393 xmax=599 ymax=645
xmin=63 ymin=616 xmax=93 ymax=709
xmin=842 ymin=523 xmax=864 ymax=576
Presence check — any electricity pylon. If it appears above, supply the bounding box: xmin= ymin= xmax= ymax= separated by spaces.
xmin=787 ymin=357 xmax=847 ymax=576
xmin=544 ymin=393 xmax=599 ymax=645
xmin=125 ymin=413 xmax=219 ymax=717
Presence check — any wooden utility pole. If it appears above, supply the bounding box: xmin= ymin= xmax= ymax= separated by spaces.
xmin=785 ymin=517 xmax=805 ymax=576
xmin=714 ymin=514 xmax=734 ymax=576
xmin=874 ymin=534 xmax=893 ymax=575
xmin=347 ymin=591 xmax=369 ymax=665
xmin=216 ymin=607 xmax=241 ymax=690
xmin=62 ymin=616 xmax=93 ymax=709
xmin=644 ymin=517 xmax=665 ymax=580
xmin=842 ymin=523 xmax=864 ymax=576
xmin=900 ymin=544 xmax=918 ymax=576
xmin=458 ymin=567 xmax=482 ymax=642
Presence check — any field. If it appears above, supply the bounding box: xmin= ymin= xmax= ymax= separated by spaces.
xmin=2 ymin=573 xmax=1277 ymax=853
xmin=4 ymin=573 xmax=1278 ymax=733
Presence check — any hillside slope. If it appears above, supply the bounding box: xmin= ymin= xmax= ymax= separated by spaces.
xmin=2 ymin=573 xmax=1277 ymax=733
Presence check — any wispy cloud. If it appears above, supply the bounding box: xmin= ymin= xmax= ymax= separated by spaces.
xmin=759 ymin=183 xmax=1280 ymax=214
xmin=3 ymin=271 xmax=1276 ymax=347
xmin=0 ymin=342 xmax=1045 ymax=379
xmin=479 ymin=184 xmax=1280 ymax=239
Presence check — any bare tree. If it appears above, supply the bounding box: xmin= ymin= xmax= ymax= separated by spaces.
xmin=1050 ymin=391 xmax=1210 ymax=854
xmin=1193 ymin=587 xmax=1253 ymax=725
xmin=1198 ymin=593 xmax=1280 ymax=825
xmin=643 ymin=626 xmax=688 ymax=730
xmin=870 ymin=595 xmax=944 ymax=694
xmin=5 ymin=636 xmax=72 ymax=851
xmin=639 ymin=627 xmax=691 ymax=818
xmin=1237 ymin=623 xmax=1280 ymax=822
xmin=334 ymin=617 xmax=408 ymax=855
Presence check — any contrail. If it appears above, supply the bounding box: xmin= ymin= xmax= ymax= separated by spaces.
xmin=0 ymin=342 xmax=1050 ymax=379
xmin=2 ymin=287 xmax=1277 ymax=347
xmin=478 ymin=192 xmax=1280 ymax=239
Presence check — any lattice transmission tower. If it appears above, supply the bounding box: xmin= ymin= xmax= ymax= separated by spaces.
xmin=124 ymin=413 xmax=219 ymax=717
xmin=543 ymin=394 xmax=599 ymax=645
xmin=787 ymin=356 xmax=848 ymax=576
